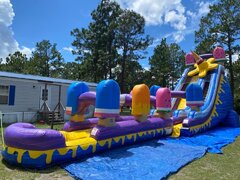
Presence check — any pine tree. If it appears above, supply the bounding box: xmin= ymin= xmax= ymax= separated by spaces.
xmin=29 ymin=40 xmax=64 ymax=77
xmin=3 ymin=51 xmax=28 ymax=73
xmin=149 ymin=39 xmax=171 ymax=87
xmin=71 ymin=0 xmax=152 ymax=87
xmin=149 ymin=39 xmax=185 ymax=89
xmin=71 ymin=0 xmax=121 ymax=82
xmin=195 ymin=0 xmax=240 ymax=95
xmin=169 ymin=43 xmax=185 ymax=89
xmin=116 ymin=10 xmax=152 ymax=92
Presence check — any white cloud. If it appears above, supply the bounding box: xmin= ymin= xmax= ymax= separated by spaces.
xmin=149 ymin=38 xmax=161 ymax=48
xmin=0 ymin=0 xmax=14 ymax=26
xmin=19 ymin=46 xmax=34 ymax=58
xmin=83 ymin=49 xmax=90 ymax=54
xmin=0 ymin=0 xmax=33 ymax=61
xmin=172 ymin=32 xmax=185 ymax=43
xmin=116 ymin=0 xmax=187 ymax=30
xmin=165 ymin=10 xmax=186 ymax=31
xmin=167 ymin=1 xmax=211 ymax=43
xmin=198 ymin=1 xmax=211 ymax=17
xmin=186 ymin=1 xmax=211 ymax=23
xmin=232 ymin=54 xmax=239 ymax=63
xmin=115 ymin=0 xmax=212 ymax=43
xmin=63 ymin=46 xmax=73 ymax=52
xmin=143 ymin=66 xmax=150 ymax=71
xmin=0 ymin=0 xmax=18 ymax=59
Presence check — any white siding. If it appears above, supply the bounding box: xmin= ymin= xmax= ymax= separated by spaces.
xmin=61 ymin=85 xmax=68 ymax=106
xmin=0 ymin=79 xmax=40 ymax=112
xmin=49 ymin=85 xmax=59 ymax=110
xmin=49 ymin=85 xmax=69 ymax=110
xmin=0 ymin=76 xmax=96 ymax=123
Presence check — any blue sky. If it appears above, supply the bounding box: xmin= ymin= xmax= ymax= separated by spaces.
xmin=0 ymin=0 xmax=213 ymax=69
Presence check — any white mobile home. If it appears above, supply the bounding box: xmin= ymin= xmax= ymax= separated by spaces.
xmin=0 ymin=71 xmax=97 ymax=124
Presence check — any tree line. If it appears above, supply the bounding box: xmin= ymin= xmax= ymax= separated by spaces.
xmin=0 ymin=40 xmax=64 ymax=78
xmin=0 ymin=0 xmax=239 ymax=110
xmin=0 ymin=0 xmax=185 ymax=93
xmin=194 ymin=0 xmax=240 ymax=112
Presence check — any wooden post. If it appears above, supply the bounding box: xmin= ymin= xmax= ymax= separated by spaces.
xmin=58 ymin=85 xmax=61 ymax=112
xmin=43 ymin=83 xmax=47 ymax=124
xmin=44 ymin=83 xmax=47 ymax=111
xmin=50 ymin=112 xmax=54 ymax=129
xmin=51 ymin=85 xmax=62 ymax=129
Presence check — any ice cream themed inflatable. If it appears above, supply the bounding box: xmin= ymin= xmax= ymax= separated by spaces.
xmin=2 ymin=47 xmax=239 ymax=169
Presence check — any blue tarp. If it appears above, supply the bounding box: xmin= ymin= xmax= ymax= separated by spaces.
xmin=63 ymin=127 xmax=240 ymax=180
xmin=167 ymin=127 xmax=240 ymax=154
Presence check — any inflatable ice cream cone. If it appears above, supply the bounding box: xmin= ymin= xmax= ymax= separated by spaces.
xmin=188 ymin=51 xmax=218 ymax=78
xmin=155 ymin=88 xmax=172 ymax=119
xmin=186 ymin=83 xmax=204 ymax=111
xmin=213 ymin=47 xmax=227 ymax=64
xmin=185 ymin=53 xmax=195 ymax=66
xmin=150 ymin=85 xmax=160 ymax=96
xmin=66 ymin=82 xmax=89 ymax=122
xmin=131 ymin=84 xmax=150 ymax=122
xmin=94 ymin=79 xmax=120 ymax=127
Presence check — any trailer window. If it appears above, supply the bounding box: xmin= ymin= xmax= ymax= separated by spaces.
xmin=0 ymin=85 xmax=9 ymax=104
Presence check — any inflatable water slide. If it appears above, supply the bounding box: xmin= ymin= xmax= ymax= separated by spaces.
xmin=171 ymin=49 xmax=239 ymax=136
xmin=2 ymin=47 xmax=239 ymax=169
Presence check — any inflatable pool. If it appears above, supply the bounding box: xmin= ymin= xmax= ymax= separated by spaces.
xmin=2 ymin=47 xmax=239 ymax=169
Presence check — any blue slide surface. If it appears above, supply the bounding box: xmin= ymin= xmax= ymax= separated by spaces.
xmin=172 ymin=65 xmax=239 ymax=136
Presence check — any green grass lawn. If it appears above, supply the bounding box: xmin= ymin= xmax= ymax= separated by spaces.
xmin=170 ymin=136 xmax=240 ymax=180
xmin=0 ymin=123 xmax=240 ymax=180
